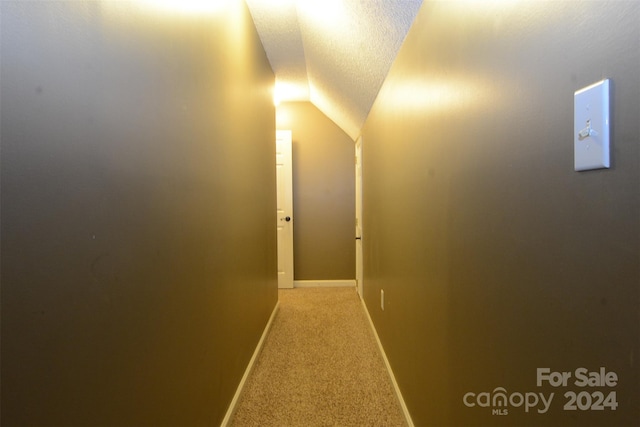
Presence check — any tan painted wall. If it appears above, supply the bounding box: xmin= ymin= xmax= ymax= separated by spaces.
xmin=1 ymin=1 xmax=277 ymax=425
xmin=362 ymin=1 xmax=639 ymax=426
xmin=277 ymin=102 xmax=355 ymax=280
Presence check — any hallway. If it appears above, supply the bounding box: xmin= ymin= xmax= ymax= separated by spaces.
xmin=230 ymin=288 xmax=407 ymax=426
xmin=2 ymin=1 xmax=638 ymax=425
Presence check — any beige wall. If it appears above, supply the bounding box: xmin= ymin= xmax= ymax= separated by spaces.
xmin=1 ymin=1 xmax=277 ymax=425
xmin=362 ymin=1 xmax=639 ymax=426
xmin=277 ymin=102 xmax=355 ymax=280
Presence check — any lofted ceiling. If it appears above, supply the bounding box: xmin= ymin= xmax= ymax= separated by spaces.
xmin=245 ymin=0 xmax=423 ymax=140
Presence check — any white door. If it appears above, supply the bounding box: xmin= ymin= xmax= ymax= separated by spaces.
xmin=355 ymin=137 xmax=363 ymax=298
xmin=276 ymin=130 xmax=294 ymax=289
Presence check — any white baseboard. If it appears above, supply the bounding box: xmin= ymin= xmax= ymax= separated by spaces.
xmin=360 ymin=299 xmax=414 ymax=427
xmin=293 ymin=280 xmax=356 ymax=288
xmin=220 ymin=301 xmax=280 ymax=426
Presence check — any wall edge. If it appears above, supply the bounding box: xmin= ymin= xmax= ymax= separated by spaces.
xmin=221 ymin=301 xmax=280 ymax=426
xmin=361 ymin=298 xmax=414 ymax=427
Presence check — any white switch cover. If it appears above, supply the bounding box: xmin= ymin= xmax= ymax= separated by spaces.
xmin=574 ymin=79 xmax=610 ymax=171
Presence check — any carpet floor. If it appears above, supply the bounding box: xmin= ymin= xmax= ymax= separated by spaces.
xmin=230 ymin=287 xmax=407 ymax=427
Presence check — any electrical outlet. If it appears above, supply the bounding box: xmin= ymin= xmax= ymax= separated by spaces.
xmin=381 ymin=289 xmax=384 ymax=311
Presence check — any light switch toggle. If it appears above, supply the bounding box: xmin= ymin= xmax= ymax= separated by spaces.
xmin=577 ymin=120 xmax=598 ymax=141
xmin=574 ymin=79 xmax=610 ymax=171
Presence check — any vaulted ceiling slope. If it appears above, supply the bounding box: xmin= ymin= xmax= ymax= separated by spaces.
xmin=246 ymin=0 xmax=423 ymax=140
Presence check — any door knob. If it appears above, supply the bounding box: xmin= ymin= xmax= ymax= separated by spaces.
xmin=281 ymin=216 xmax=291 ymax=222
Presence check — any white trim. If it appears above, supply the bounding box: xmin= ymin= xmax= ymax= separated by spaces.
xmin=360 ymin=299 xmax=414 ymax=427
xmin=293 ymin=280 xmax=356 ymax=288
xmin=276 ymin=130 xmax=294 ymax=289
xmin=220 ymin=301 xmax=280 ymax=426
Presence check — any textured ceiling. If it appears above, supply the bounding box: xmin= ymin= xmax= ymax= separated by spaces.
xmin=246 ymin=0 xmax=423 ymax=140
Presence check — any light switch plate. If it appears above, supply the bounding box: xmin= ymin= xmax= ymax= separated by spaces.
xmin=574 ymin=79 xmax=610 ymax=171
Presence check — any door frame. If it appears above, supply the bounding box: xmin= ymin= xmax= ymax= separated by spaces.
xmin=355 ymin=136 xmax=364 ymax=298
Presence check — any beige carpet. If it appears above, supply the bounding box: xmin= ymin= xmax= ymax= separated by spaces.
xmin=230 ymin=287 xmax=407 ymax=427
